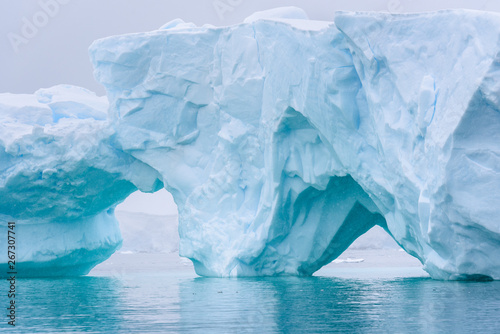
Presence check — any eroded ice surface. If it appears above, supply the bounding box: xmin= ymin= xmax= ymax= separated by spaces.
xmin=2 ymin=8 xmax=500 ymax=280
xmin=87 ymin=8 xmax=500 ymax=280
xmin=0 ymin=85 xmax=163 ymax=276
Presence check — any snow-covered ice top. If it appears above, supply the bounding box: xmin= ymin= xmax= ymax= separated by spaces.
xmin=2 ymin=8 xmax=500 ymax=280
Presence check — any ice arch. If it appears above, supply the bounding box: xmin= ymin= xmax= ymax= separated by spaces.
xmin=0 ymin=84 xmax=396 ymax=278
xmin=87 ymin=9 xmax=500 ymax=280
xmin=2 ymin=9 xmax=500 ymax=280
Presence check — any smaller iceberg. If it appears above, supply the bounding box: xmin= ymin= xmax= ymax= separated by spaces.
xmin=0 ymin=85 xmax=162 ymax=277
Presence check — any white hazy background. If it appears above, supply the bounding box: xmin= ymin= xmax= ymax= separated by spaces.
xmin=1 ymin=0 xmax=498 ymax=215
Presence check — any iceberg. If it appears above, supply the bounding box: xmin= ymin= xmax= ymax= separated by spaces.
xmin=0 ymin=85 xmax=163 ymax=276
xmin=2 ymin=8 xmax=500 ymax=280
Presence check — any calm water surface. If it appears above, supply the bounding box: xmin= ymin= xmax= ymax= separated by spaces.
xmin=1 ymin=265 xmax=499 ymax=333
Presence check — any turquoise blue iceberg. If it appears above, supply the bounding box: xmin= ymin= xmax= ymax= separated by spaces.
xmin=2 ymin=8 xmax=500 ymax=280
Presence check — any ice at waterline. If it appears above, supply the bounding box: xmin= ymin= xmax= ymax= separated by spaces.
xmin=1 ymin=7 xmax=500 ymax=281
